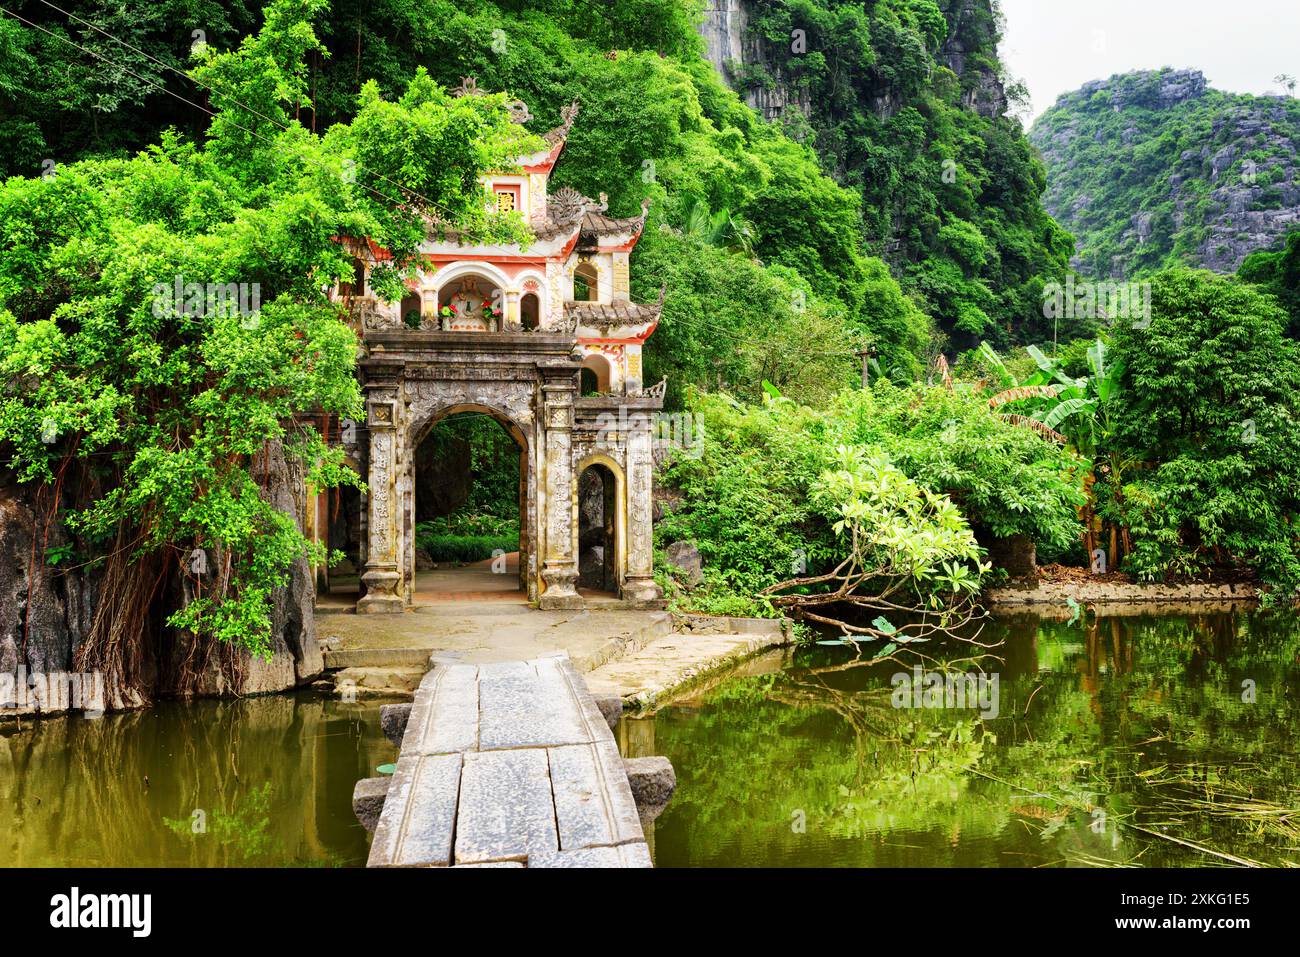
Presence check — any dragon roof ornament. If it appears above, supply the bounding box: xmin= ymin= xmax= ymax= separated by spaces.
xmin=548 ymin=186 xmax=607 ymax=227
xmin=550 ymin=100 xmax=581 ymax=140
xmin=451 ymin=76 xmax=533 ymax=125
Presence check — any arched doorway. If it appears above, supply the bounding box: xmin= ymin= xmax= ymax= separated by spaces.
xmin=573 ymin=261 xmax=599 ymax=301
xmin=577 ymin=460 xmax=622 ymax=595
xmin=520 ymin=292 xmax=540 ymax=331
xmin=409 ymin=407 xmax=530 ymax=602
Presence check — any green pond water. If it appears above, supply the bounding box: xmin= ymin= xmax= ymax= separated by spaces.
xmin=627 ymin=607 xmax=1300 ymax=868
xmin=2 ymin=608 xmax=1298 ymax=868
xmin=0 ymin=692 xmax=397 ymax=867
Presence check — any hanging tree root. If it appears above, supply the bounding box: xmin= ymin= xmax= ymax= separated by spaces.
xmin=72 ymin=529 xmax=166 ymax=711
xmin=167 ymin=543 xmax=246 ymax=698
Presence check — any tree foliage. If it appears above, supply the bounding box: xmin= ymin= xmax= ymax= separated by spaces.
xmin=655 ymin=382 xmax=1083 ymax=616
xmin=1104 ymin=269 xmax=1300 ymax=592
xmin=0 ymin=0 xmax=1080 ymax=394
xmin=0 ymin=0 xmax=531 ymax=660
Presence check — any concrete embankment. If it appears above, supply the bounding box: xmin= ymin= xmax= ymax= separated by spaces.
xmin=986 ymin=579 xmax=1259 ymax=615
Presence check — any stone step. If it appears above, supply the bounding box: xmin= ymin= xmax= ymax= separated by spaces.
xmin=582 ymin=629 xmax=789 ymax=712
xmin=323 ymin=647 xmax=431 ymax=669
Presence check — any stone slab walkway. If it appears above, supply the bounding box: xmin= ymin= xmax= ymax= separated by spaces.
xmin=368 ymin=655 xmax=650 ymax=868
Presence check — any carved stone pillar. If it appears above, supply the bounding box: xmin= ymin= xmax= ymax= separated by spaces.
xmin=539 ymin=372 xmax=582 ymax=609
xmin=623 ymin=410 xmax=663 ymax=605
xmin=358 ymin=362 xmax=404 ymax=614
xmin=505 ymin=289 xmax=521 ymax=330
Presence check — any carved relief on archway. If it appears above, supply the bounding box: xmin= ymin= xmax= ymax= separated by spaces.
xmin=404 ymin=379 xmax=536 ymax=444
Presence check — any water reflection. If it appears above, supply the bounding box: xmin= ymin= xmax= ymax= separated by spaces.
xmin=0 ymin=692 xmax=398 ymax=867
xmin=632 ymin=607 xmax=1300 ymax=868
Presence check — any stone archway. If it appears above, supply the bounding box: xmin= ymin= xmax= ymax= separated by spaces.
xmin=408 ymin=403 xmax=533 ymax=599
xmin=355 ymin=335 xmax=588 ymax=613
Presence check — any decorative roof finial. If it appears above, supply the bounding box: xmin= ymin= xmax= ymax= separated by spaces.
xmin=554 ymin=100 xmax=581 ymax=138
xmin=505 ymin=99 xmax=533 ymax=124
xmin=452 ymin=76 xmax=481 ymax=98
xmin=453 ymin=76 xmax=532 ymax=124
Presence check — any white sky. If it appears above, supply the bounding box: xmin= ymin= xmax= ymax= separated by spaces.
xmin=998 ymin=0 xmax=1300 ymax=122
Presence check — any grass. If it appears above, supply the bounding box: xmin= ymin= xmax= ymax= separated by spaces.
xmin=416 ymin=532 xmax=518 ymax=564
xmin=416 ymin=512 xmax=519 ymax=563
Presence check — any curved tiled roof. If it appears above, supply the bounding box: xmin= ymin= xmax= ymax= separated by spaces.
xmin=564 ymin=300 xmax=662 ymax=325
xmin=544 ymin=101 xmax=581 ymax=145
xmin=581 ymin=209 xmax=648 ymax=236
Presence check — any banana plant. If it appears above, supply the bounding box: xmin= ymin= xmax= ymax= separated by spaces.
xmin=981 ymin=339 xmax=1133 ymax=568
xmin=982 ymin=339 xmax=1120 ymax=457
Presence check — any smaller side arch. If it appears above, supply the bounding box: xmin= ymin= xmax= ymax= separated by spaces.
xmin=574 ymin=453 xmax=627 ymax=595
xmin=580 ymin=353 xmax=613 ymax=395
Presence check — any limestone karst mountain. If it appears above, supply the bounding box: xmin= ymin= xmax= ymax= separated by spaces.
xmin=1030 ymin=68 xmax=1300 ymax=278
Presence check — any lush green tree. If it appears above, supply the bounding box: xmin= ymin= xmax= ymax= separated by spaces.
xmin=1239 ymin=229 xmax=1300 ymax=338
xmin=3 ymin=0 xmax=1080 ymax=386
xmin=0 ymin=0 xmax=260 ymax=177
xmin=0 ymin=0 xmax=534 ymax=683
xmin=762 ymin=442 xmax=988 ymax=640
xmin=655 ymin=381 xmax=1084 ymax=615
xmin=834 ymin=381 xmax=1087 ymax=553
xmin=632 ymin=227 xmax=868 ymax=408
xmin=1104 ymin=269 xmax=1300 ymax=592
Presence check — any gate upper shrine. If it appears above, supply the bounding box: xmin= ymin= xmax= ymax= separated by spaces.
xmin=318 ymin=91 xmax=665 ymax=612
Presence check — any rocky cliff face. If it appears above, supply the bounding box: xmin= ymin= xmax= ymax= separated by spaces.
xmin=0 ymin=443 xmax=322 ymax=719
xmin=695 ymin=1 xmax=1069 ymax=349
xmin=699 ymin=0 xmax=1008 ymax=125
xmin=699 ymin=0 xmax=810 ymax=121
xmin=1031 ymin=69 xmax=1300 ymax=276
xmin=938 ymin=0 xmax=1007 ymax=119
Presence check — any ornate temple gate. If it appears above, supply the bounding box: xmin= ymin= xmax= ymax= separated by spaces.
xmin=353 ymin=331 xmax=662 ymax=613
xmin=327 ymin=88 xmax=666 ymax=613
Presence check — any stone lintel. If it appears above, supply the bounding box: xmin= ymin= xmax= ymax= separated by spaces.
xmin=364 ymin=331 xmax=578 ymax=359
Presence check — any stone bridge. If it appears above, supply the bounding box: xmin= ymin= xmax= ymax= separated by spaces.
xmin=353 ymin=654 xmax=674 ymax=867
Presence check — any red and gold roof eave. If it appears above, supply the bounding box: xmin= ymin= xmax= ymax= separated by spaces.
xmin=520 ymin=137 xmax=566 ymax=176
